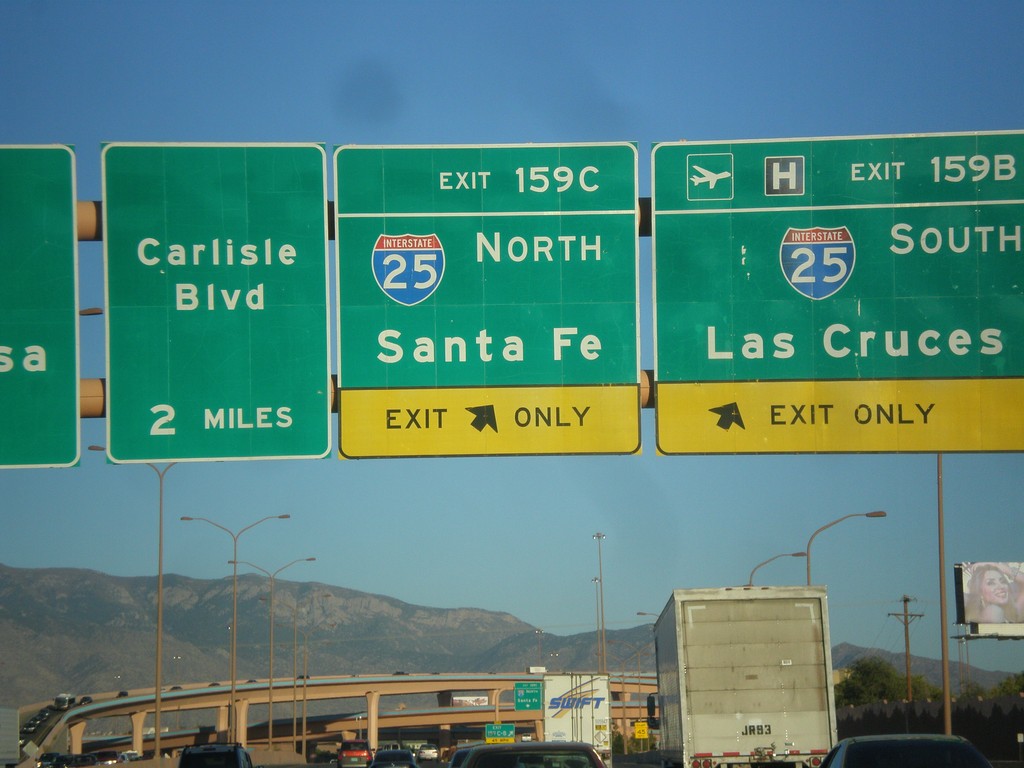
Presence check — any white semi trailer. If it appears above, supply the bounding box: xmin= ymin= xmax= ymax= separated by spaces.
xmin=654 ymin=587 xmax=837 ymax=768
xmin=543 ymin=673 xmax=612 ymax=760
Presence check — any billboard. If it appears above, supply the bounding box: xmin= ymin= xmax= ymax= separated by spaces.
xmin=954 ymin=562 xmax=1024 ymax=638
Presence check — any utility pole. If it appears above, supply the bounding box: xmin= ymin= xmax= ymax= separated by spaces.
xmin=889 ymin=595 xmax=924 ymax=701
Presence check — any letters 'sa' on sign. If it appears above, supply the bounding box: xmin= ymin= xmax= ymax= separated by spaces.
xmin=653 ymin=131 xmax=1024 ymax=454
xmin=103 ymin=143 xmax=331 ymax=463
xmin=0 ymin=146 xmax=80 ymax=468
xmin=335 ymin=143 xmax=641 ymax=458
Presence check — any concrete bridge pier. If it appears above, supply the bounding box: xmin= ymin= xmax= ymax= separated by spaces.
xmin=130 ymin=711 xmax=147 ymax=753
xmin=68 ymin=721 xmax=86 ymax=754
xmin=236 ymin=700 xmax=251 ymax=748
xmin=365 ymin=690 xmax=380 ymax=750
xmin=216 ymin=707 xmax=228 ymax=740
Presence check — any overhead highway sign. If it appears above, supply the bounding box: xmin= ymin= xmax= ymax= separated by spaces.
xmin=653 ymin=131 xmax=1024 ymax=454
xmin=0 ymin=145 xmax=80 ymax=468
xmin=335 ymin=143 xmax=641 ymax=458
xmin=102 ymin=143 xmax=331 ymax=463
xmin=514 ymin=681 xmax=543 ymax=710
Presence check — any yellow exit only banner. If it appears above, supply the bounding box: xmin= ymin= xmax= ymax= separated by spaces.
xmin=657 ymin=378 xmax=1024 ymax=454
xmin=340 ymin=385 xmax=641 ymax=458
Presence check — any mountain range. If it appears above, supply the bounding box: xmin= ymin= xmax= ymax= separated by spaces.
xmin=0 ymin=564 xmax=1010 ymax=709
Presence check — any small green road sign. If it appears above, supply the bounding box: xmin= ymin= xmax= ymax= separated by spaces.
xmin=653 ymin=131 xmax=1024 ymax=454
xmin=514 ymin=681 xmax=543 ymax=710
xmin=102 ymin=143 xmax=331 ymax=463
xmin=334 ymin=143 xmax=641 ymax=458
xmin=0 ymin=145 xmax=80 ymax=469
xmin=485 ymin=723 xmax=516 ymax=743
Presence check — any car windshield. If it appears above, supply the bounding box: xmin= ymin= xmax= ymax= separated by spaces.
xmin=373 ymin=753 xmax=414 ymax=765
xmin=845 ymin=740 xmax=990 ymax=768
xmin=180 ymin=753 xmax=239 ymax=768
xmin=469 ymin=751 xmax=594 ymax=768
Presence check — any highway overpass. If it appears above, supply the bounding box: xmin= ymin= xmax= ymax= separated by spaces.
xmin=21 ymin=672 xmax=656 ymax=763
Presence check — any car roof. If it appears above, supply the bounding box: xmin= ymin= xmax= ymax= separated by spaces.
xmin=182 ymin=745 xmax=245 ymax=752
xmin=839 ymin=734 xmax=971 ymax=744
xmin=465 ymin=743 xmax=596 ymax=752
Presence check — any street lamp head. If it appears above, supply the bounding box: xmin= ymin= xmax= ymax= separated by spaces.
xmin=805 ymin=510 xmax=888 ymax=585
xmin=181 ymin=516 xmax=195 ymax=521
xmin=278 ymin=514 xmax=291 ymax=520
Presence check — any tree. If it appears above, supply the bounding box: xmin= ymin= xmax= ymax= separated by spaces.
xmin=990 ymin=671 xmax=1024 ymax=698
xmin=959 ymin=680 xmax=987 ymax=699
xmin=835 ymin=657 xmax=906 ymax=706
xmin=910 ymin=673 xmax=941 ymax=701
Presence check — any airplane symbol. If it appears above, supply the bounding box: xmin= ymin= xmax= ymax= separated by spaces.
xmin=690 ymin=165 xmax=732 ymax=190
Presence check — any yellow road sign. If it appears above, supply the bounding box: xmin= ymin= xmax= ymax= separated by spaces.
xmin=657 ymin=378 xmax=1024 ymax=454
xmin=340 ymin=384 xmax=640 ymax=458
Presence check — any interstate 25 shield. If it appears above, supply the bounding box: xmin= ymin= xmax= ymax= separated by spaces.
xmin=779 ymin=226 xmax=855 ymax=300
xmin=371 ymin=233 xmax=445 ymax=306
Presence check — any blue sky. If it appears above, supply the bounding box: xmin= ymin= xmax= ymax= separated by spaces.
xmin=3 ymin=1 xmax=1024 ymax=678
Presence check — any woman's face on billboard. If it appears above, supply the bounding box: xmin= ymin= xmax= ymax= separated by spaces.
xmin=979 ymin=569 xmax=1009 ymax=605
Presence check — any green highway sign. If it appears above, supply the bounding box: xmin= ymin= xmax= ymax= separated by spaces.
xmin=484 ymin=723 xmax=516 ymax=743
xmin=102 ymin=143 xmax=331 ymax=463
xmin=334 ymin=143 xmax=641 ymax=458
xmin=653 ymin=131 xmax=1024 ymax=454
xmin=0 ymin=146 xmax=80 ymax=468
xmin=514 ymin=681 xmax=543 ymax=710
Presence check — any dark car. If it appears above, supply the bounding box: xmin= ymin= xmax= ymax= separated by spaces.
xmin=57 ymin=757 xmax=98 ymax=768
xmin=93 ymin=751 xmax=119 ymax=766
xmin=820 ymin=734 xmax=992 ymax=768
xmin=36 ymin=753 xmax=62 ymax=768
xmin=459 ymin=743 xmax=604 ymax=768
xmin=369 ymin=750 xmax=418 ymax=768
xmin=446 ymin=745 xmax=483 ymax=768
xmin=178 ymin=744 xmax=255 ymax=768
xmin=339 ymin=740 xmax=373 ymax=768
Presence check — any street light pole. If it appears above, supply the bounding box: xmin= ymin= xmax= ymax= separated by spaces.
xmin=593 ymin=532 xmax=607 ymax=675
xmin=181 ymin=513 xmax=290 ymax=742
xmin=296 ymin=617 xmax=336 ymax=759
xmin=282 ymin=591 xmax=330 ymax=753
xmin=608 ymin=637 xmax=652 ymax=755
xmin=747 ymin=551 xmax=806 ymax=586
xmin=231 ymin=557 xmax=315 ymax=750
xmin=88 ymin=445 xmax=174 ymax=760
xmin=805 ymin=511 xmax=887 ymax=585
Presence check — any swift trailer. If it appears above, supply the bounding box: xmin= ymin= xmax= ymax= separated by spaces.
xmin=543 ymin=674 xmax=612 ymax=760
xmin=654 ymin=587 xmax=837 ymax=768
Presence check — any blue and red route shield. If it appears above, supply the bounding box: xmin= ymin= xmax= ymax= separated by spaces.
xmin=371 ymin=233 xmax=445 ymax=306
xmin=779 ymin=226 xmax=855 ymax=300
